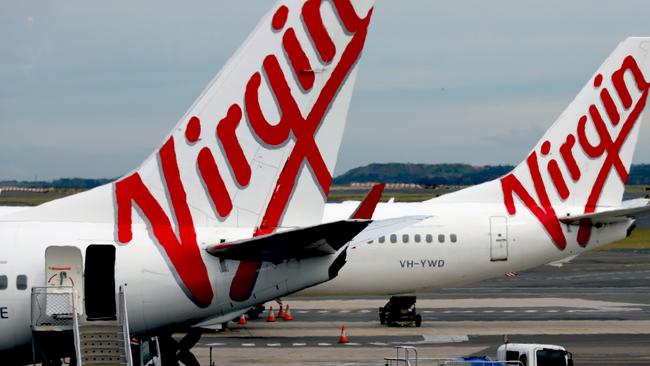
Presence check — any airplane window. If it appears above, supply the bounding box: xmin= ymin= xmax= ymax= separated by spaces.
xmin=402 ymin=234 xmax=409 ymax=243
xmin=0 ymin=275 xmax=6 ymax=290
xmin=426 ymin=234 xmax=433 ymax=243
xmin=450 ymin=234 xmax=457 ymax=243
xmin=438 ymin=234 xmax=445 ymax=243
xmin=16 ymin=275 xmax=28 ymax=290
xmin=378 ymin=236 xmax=385 ymax=244
xmin=414 ymin=234 xmax=421 ymax=243
xmin=390 ymin=234 xmax=397 ymax=243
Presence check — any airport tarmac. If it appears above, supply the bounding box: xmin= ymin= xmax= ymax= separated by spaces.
xmin=186 ymin=249 xmax=650 ymax=365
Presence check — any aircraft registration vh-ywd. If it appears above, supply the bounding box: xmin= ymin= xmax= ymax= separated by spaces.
xmin=0 ymin=0 xmax=426 ymax=364
xmin=303 ymin=37 xmax=650 ymax=297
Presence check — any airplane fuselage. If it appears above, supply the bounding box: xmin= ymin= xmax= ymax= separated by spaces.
xmin=0 ymin=217 xmax=339 ymax=354
xmin=301 ymin=200 xmax=630 ymax=296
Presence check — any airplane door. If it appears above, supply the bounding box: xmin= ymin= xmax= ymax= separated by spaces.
xmin=84 ymin=245 xmax=116 ymax=320
xmin=44 ymin=246 xmax=84 ymax=314
xmin=490 ymin=216 xmax=508 ymax=261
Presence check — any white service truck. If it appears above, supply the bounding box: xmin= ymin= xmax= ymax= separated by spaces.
xmin=497 ymin=343 xmax=573 ymax=366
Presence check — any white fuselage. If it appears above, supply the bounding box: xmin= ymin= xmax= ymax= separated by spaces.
xmin=0 ymin=210 xmax=338 ymax=354
xmin=300 ymin=199 xmax=630 ymax=296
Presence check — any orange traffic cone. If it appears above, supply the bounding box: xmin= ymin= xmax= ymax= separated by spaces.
xmin=238 ymin=314 xmax=247 ymax=325
xmin=339 ymin=324 xmax=348 ymax=344
xmin=278 ymin=304 xmax=285 ymax=319
xmin=283 ymin=304 xmax=293 ymax=321
xmin=266 ymin=306 xmax=277 ymax=322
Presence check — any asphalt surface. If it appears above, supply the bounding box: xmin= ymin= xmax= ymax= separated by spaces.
xmin=190 ymin=249 xmax=650 ymax=365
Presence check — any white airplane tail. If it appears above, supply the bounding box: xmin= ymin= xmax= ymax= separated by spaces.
xmin=438 ymin=37 xmax=650 ymax=248
xmin=115 ymin=0 xmax=375 ymax=235
xmin=14 ymin=0 xmax=375 ymax=232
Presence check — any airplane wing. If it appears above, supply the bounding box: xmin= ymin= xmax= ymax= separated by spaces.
xmin=349 ymin=183 xmax=385 ymax=219
xmin=205 ymin=216 xmax=427 ymax=263
xmin=206 ymin=220 xmax=369 ymax=263
xmin=559 ymin=199 xmax=650 ymax=224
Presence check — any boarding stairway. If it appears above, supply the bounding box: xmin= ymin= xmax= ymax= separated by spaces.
xmin=31 ymin=286 xmax=133 ymax=366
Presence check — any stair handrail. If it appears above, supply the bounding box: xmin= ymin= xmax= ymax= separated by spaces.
xmin=119 ymin=285 xmax=134 ymax=366
xmin=71 ymin=289 xmax=83 ymax=366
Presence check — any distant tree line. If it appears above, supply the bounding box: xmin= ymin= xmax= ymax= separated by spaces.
xmin=0 ymin=178 xmax=115 ymax=189
xmin=334 ymin=163 xmax=650 ymax=186
xmin=4 ymin=163 xmax=650 ymax=189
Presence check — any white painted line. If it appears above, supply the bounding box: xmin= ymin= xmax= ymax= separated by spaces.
xmin=267 ymin=343 xmax=281 ymax=347
xmin=339 ymin=310 xmax=350 ymax=313
xmin=317 ymin=343 xmax=332 ymax=346
xmin=360 ymin=309 xmax=371 ymax=313
xmin=525 ymin=310 xmax=538 ymax=313
xmin=546 ymin=310 xmax=558 ymax=313
xmin=344 ymin=342 xmax=361 ymax=346
xmin=370 ymin=342 xmax=389 ymax=346
xmin=423 ymin=310 xmax=433 ymax=313
xmin=443 ymin=310 xmax=453 ymax=313
xmin=297 ymin=310 xmax=309 ymax=314
xmin=483 ymin=310 xmax=495 ymax=313
xmin=504 ymin=310 xmax=514 ymax=313
xmin=206 ymin=342 xmax=225 ymax=346
xmin=242 ymin=343 xmax=255 ymax=347
xmin=317 ymin=310 xmax=329 ymax=313
xmin=292 ymin=343 xmax=307 ymax=346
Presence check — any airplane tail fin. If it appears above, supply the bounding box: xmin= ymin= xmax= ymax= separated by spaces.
xmin=115 ymin=0 xmax=375 ymax=235
xmin=438 ymin=37 xmax=650 ymax=248
xmin=17 ymin=0 xmax=376 ymax=231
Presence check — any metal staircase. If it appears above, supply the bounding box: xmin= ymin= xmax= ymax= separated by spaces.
xmin=31 ymin=285 xmax=133 ymax=366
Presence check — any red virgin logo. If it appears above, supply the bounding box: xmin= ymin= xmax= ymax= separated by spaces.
xmin=114 ymin=1 xmax=374 ymax=307
xmin=501 ymin=55 xmax=650 ymax=250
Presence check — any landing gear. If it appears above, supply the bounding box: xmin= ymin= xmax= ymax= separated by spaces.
xmin=379 ymin=296 xmax=422 ymax=327
xmin=159 ymin=329 xmax=202 ymax=366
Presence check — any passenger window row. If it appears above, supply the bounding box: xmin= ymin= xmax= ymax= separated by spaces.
xmin=0 ymin=275 xmax=28 ymax=290
xmin=371 ymin=233 xmax=458 ymax=244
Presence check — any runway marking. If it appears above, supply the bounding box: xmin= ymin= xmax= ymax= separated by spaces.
xmin=317 ymin=310 xmax=329 ymax=313
xmin=292 ymin=343 xmax=307 ymax=346
xmin=317 ymin=343 xmax=332 ymax=346
xmin=360 ymin=309 xmax=371 ymax=313
xmin=267 ymin=343 xmax=281 ymax=347
xmin=483 ymin=310 xmax=495 ymax=313
xmin=370 ymin=342 xmax=389 ymax=346
xmin=339 ymin=310 xmax=350 ymax=313
xmin=504 ymin=310 xmax=515 ymax=313
xmin=344 ymin=342 xmax=361 ymax=346
xmin=525 ymin=310 xmax=538 ymax=313
xmin=297 ymin=310 xmax=309 ymax=314
xmin=423 ymin=310 xmax=434 ymax=313
xmin=547 ymin=310 xmax=559 ymax=313
xmin=242 ymin=343 xmax=255 ymax=347
xmin=206 ymin=342 xmax=225 ymax=346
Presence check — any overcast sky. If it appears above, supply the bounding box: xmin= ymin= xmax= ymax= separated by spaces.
xmin=2 ymin=1 xmax=650 ymax=180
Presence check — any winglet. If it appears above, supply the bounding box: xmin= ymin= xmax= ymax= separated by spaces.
xmin=350 ymin=183 xmax=385 ymax=219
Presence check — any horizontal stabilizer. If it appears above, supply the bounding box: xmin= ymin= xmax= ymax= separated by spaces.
xmin=560 ymin=199 xmax=650 ymax=224
xmin=205 ymin=220 xmax=371 ymax=262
